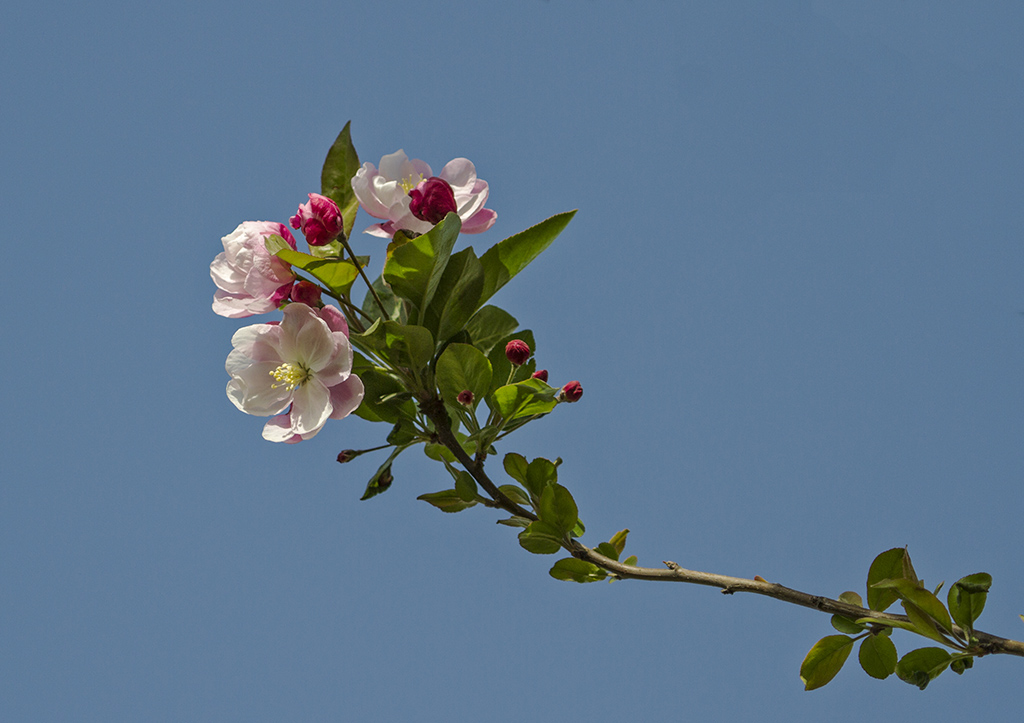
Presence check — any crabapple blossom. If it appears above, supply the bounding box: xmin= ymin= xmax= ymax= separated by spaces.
xmin=290 ymin=193 xmax=344 ymax=246
xmin=210 ymin=222 xmax=297 ymax=318
xmin=409 ymin=177 xmax=457 ymax=224
xmin=560 ymin=380 xmax=583 ymax=403
xmin=225 ymin=303 xmax=363 ymax=443
xmin=505 ymin=339 xmax=531 ymax=366
xmin=351 ymin=150 xmax=497 ymax=238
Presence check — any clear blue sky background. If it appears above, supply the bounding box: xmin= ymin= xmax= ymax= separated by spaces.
xmin=2 ymin=1 xmax=1022 ymax=720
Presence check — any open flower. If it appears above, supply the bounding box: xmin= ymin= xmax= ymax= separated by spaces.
xmin=351 ymin=150 xmax=497 ymax=238
xmin=225 ymin=303 xmax=364 ymax=443
xmin=211 ymin=221 xmax=297 ymax=318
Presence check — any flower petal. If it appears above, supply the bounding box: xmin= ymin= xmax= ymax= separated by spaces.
xmin=289 ymin=379 xmax=332 ymax=436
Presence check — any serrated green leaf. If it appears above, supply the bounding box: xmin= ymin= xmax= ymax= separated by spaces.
xmin=417 ymin=489 xmax=477 ymax=513
xmin=465 ymin=305 xmax=519 ymax=355
xmin=383 ymin=213 xmax=461 ymax=323
xmin=503 ymin=453 xmax=529 ymax=485
xmin=517 ymin=520 xmax=564 ymax=554
xmin=895 ymin=647 xmax=952 ymax=690
xmin=550 ymin=558 xmax=607 ymax=583
xmin=867 ymin=548 xmax=917 ymax=612
xmin=386 ymin=419 xmax=419 ymax=446
xmin=948 ymin=573 xmax=991 ymax=632
xmin=436 ymin=343 xmax=492 ymax=408
xmin=491 ymin=378 xmax=558 ymax=422
xmin=800 ymin=635 xmax=854 ymax=691
xmin=859 ymin=635 xmax=898 ymax=680
xmin=319 ymin=121 xmax=361 ymax=238
xmin=538 ymin=484 xmax=579 ymax=536
xmin=478 ymin=211 xmax=575 ymax=305
xmin=351 ymin=366 xmax=416 ymax=424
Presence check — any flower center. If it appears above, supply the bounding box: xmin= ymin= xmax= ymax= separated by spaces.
xmin=399 ymin=173 xmax=424 ymax=194
xmin=270 ymin=362 xmax=311 ymax=390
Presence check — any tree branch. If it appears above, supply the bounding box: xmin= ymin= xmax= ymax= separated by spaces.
xmin=421 ymin=396 xmax=1024 ymax=660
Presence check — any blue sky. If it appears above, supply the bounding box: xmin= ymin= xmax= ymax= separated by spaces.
xmin=2 ymin=1 xmax=1022 ymax=720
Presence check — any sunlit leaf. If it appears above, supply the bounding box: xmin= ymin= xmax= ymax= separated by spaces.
xmin=800 ymin=635 xmax=854 ymax=691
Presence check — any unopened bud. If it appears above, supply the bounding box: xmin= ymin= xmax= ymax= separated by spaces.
xmin=290 ymin=193 xmax=344 ymax=246
xmin=457 ymin=389 xmax=474 ymax=405
xmin=290 ymin=280 xmax=322 ymax=306
xmin=561 ymin=380 xmax=583 ymax=403
xmin=408 ymin=177 xmax=457 ymax=225
xmin=531 ymin=369 xmax=549 ymax=383
xmin=337 ymin=449 xmax=358 ymax=463
xmin=505 ymin=339 xmax=531 ymax=367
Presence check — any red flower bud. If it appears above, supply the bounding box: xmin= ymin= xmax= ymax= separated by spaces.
xmin=457 ymin=389 xmax=474 ymax=405
xmin=408 ymin=177 xmax=458 ymax=225
xmin=531 ymin=369 xmax=549 ymax=382
xmin=290 ymin=193 xmax=344 ymax=246
xmin=505 ymin=339 xmax=531 ymax=367
xmin=337 ymin=449 xmax=358 ymax=463
xmin=561 ymin=380 xmax=583 ymax=402
xmin=290 ymin=280 xmax=322 ymax=307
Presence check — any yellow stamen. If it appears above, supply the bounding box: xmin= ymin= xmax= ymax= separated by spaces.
xmin=270 ymin=362 xmax=310 ymax=391
xmin=399 ymin=173 xmax=424 ymax=194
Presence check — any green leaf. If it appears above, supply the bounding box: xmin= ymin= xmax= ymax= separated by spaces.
xmin=436 ymin=343 xmax=492 ymax=408
xmin=609 ymin=529 xmax=630 ymax=556
xmin=948 ymin=573 xmax=991 ymax=633
xmin=503 ymin=453 xmax=529 ymax=485
xmin=867 ymin=548 xmax=918 ymax=612
xmin=538 ymin=484 xmax=579 ymax=536
xmin=831 ymin=615 xmax=866 ymax=634
xmin=854 ymin=617 xmax=921 ymax=634
xmin=622 ymin=555 xmax=638 ymax=567
xmin=320 ymin=121 xmax=361 ymax=239
xmin=417 ymin=489 xmax=477 ymax=513
xmin=595 ymin=542 xmax=620 ymax=562
xmin=465 ymin=305 xmax=519 ymax=355
xmin=362 ymin=275 xmax=405 ymax=323
xmin=386 ymin=419 xmax=419 ymax=446
xmin=423 ymin=247 xmax=486 ymax=341
xmin=950 ymin=656 xmax=973 ymax=675
xmin=383 ymin=212 xmax=461 ymax=323
xmin=351 ymin=366 xmax=416 ymax=424
xmin=490 ymin=378 xmax=559 ymax=421
xmin=360 ymin=445 xmax=409 ymax=500
xmin=356 ymin=319 xmax=435 ymax=372
xmin=478 ymin=211 xmax=576 ymax=305
xmin=454 ymin=471 xmax=478 ymax=502
xmin=859 ymin=635 xmax=898 ymax=679
xmin=265 ymin=235 xmax=362 ymax=296
xmin=518 ymin=520 xmax=564 ymax=555
xmin=800 ymin=635 xmax=854 ymax=691
xmin=838 ymin=591 xmax=864 ymax=608
xmin=895 ymin=647 xmax=952 ymax=690
xmin=497 ymin=484 xmax=531 ymax=507
xmin=497 ymin=516 xmax=533 ymax=529
xmin=550 ymin=558 xmax=608 ymax=583
xmin=524 ymin=456 xmax=558 ymax=502
xmin=872 ymin=578 xmax=954 ymax=637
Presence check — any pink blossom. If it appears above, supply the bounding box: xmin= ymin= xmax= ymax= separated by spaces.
xmin=290 ymin=280 xmax=322 ymax=307
xmin=290 ymin=193 xmax=344 ymax=246
xmin=211 ymin=222 xmax=297 ymax=318
xmin=225 ymin=303 xmax=363 ymax=443
xmin=351 ymin=150 xmax=497 ymax=238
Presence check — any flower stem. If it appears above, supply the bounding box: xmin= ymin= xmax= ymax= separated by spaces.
xmin=338 ymin=235 xmax=388 ymax=318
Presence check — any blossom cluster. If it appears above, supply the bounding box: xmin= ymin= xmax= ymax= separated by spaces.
xmin=210 ymin=149 xmax=497 ymax=442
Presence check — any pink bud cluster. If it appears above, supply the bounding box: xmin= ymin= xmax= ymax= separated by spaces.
xmin=503 ymin=341 xmax=582 ymax=403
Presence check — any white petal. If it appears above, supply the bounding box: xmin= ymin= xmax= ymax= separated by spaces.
xmin=290 ymin=380 xmax=332 ymax=436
